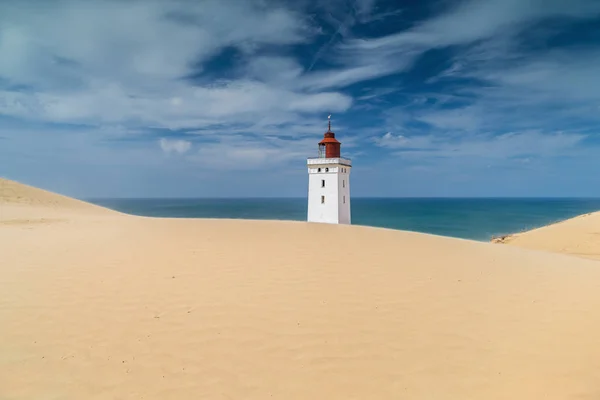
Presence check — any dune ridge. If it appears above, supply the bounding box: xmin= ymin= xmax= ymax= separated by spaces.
xmin=2 ymin=178 xmax=600 ymax=399
xmin=0 ymin=177 xmax=115 ymax=223
xmin=493 ymin=211 xmax=600 ymax=260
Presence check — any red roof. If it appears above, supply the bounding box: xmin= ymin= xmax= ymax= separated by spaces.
xmin=319 ymin=131 xmax=340 ymax=144
xmin=319 ymin=136 xmax=340 ymax=144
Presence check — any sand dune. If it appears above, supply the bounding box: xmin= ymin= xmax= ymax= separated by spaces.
xmin=494 ymin=211 xmax=600 ymax=260
xmin=2 ymin=179 xmax=600 ymax=399
xmin=0 ymin=177 xmax=114 ymax=222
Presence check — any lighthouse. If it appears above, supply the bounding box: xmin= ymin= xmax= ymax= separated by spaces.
xmin=307 ymin=115 xmax=352 ymax=224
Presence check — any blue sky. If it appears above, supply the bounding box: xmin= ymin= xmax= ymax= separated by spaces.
xmin=2 ymin=0 xmax=600 ymax=198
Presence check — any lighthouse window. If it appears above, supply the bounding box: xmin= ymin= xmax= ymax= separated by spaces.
xmin=321 ymin=195 xmax=325 ymax=204
xmin=321 ymin=179 xmax=325 ymax=188
xmin=325 ymin=167 xmax=329 ymax=172
xmin=343 ymin=196 xmax=346 ymax=204
xmin=318 ymin=168 xmax=321 ymax=172
xmin=343 ymin=180 xmax=345 ymax=188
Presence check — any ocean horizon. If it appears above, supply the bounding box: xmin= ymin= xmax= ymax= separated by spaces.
xmin=86 ymin=197 xmax=600 ymax=242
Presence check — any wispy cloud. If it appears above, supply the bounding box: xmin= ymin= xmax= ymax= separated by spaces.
xmin=374 ymin=130 xmax=587 ymax=161
xmin=3 ymin=0 xmax=600 ymax=197
xmin=312 ymin=0 xmax=600 ymax=94
xmin=159 ymin=138 xmax=191 ymax=155
xmin=0 ymin=0 xmax=349 ymax=132
xmin=188 ymin=132 xmax=361 ymax=170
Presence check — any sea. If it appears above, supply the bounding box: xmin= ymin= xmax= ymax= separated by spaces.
xmin=87 ymin=198 xmax=600 ymax=242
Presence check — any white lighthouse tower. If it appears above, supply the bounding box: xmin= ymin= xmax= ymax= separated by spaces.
xmin=307 ymin=115 xmax=352 ymax=224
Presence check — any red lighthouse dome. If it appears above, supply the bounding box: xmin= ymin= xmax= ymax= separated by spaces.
xmin=318 ymin=116 xmax=341 ymax=158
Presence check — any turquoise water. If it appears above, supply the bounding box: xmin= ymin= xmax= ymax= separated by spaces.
xmin=87 ymin=198 xmax=600 ymax=242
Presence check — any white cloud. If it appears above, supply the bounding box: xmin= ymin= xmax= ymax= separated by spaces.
xmin=4 ymin=0 xmax=596 ymax=137
xmin=344 ymin=0 xmax=600 ymax=159
xmin=414 ymin=107 xmax=482 ymax=131
xmin=406 ymin=0 xmax=600 ymax=47
xmin=0 ymin=0 xmax=353 ymax=132
xmin=244 ymin=56 xmax=304 ymax=83
xmin=188 ymin=131 xmax=360 ymax=170
xmin=373 ymin=132 xmax=435 ymax=150
xmin=374 ymin=130 xmax=587 ymax=160
xmin=340 ymin=0 xmax=600 ymax=53
xmin=413 ymin=48 xmax=600 ymax=138
xmin=2 ymin=0 xmax=600 ymax=134
xmin=299 ymin=63 xmax=403 ymax=91
xmin=159 ymin=138 xmax=191 ymax=155
xmin=308 ymin=0 xmax=600 ymax=94
xmin=467 ymin=50 xmax=600 ymax=103
xmin=0 ymin=0 xmax=312 ymax=87
xmin=190 ymin=135 xmax=312 ymax=169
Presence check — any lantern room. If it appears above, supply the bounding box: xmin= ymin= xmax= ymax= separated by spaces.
xmin=318 ymin=118 xmax=341 ymax=158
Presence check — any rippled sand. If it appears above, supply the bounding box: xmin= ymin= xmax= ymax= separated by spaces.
xmin=2 ymin=178 xmax=600 ymax=399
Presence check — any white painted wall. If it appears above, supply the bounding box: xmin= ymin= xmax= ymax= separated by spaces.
xmin=338 ymin=166 xmax=351 ymax=224
xmin=307 ymin=158 xmax=351 ymax=224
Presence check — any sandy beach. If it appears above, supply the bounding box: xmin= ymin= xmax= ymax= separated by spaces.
xmin=2 ymin=177 xmax=600 ymax=399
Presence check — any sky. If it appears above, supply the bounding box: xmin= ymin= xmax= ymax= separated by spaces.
xmin=2 ymin=0 xmax=600 ymax=198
